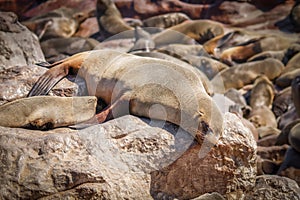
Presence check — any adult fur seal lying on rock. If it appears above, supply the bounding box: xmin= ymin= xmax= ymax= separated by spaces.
xmin=28 ymin=50 xmax=223 ymax=145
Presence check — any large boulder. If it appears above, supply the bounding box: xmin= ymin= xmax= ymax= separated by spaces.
xmin=0 ymin=113 xmax=257 ymax=199
xmin=0 ymin=12 xmax=45 ymax=70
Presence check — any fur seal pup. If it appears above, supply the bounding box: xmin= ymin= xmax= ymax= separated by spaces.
xmin=153 ymin=20 xmax=224 ymax=47
xmin=247 ymin=105 xmax=277 ymax=129
xmin=96 ymin=0 xmax=133 ymax=39
xmin=22 ymin=7 xmax=89 ymax=40
xmin=0 ymin=96 xmax=97 ymax=129
xmin=211 ymin=58 xmax=284 ymax=93
xmin=142 ymin=12 xmax=190 ymax=29
xmin=250 ymin=75 xmax=275 ymax=109
xmin=28 ymin=50 xmax=223 ymax=144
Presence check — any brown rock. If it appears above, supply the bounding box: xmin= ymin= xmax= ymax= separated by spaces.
xmin=0 ymin=12 xmax=45 ymax=69
xmin=244 ymin=175 xmax=300 ymax=199
xmin=0 ymin=113 xmax=257 ymax=199
xmin=150 ymin=113 xmax=257 ymax=199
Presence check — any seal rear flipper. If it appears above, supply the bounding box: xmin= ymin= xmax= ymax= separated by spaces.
xmin=27 ymin=66 xmax=68 ymax=97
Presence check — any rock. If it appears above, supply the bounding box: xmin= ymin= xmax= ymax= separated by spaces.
xmin=0 ymin=65 xmax=78 ymax=106
xmin=192 ymin=192 xmax=225 ymax=200
xmin=150 ymin=113 xmax=257 ymax=199
xmin=0 ymin=113 xmax=257 ymax=199
xmin=244 ymin=175 xmax=300 ymax=199
xmin=0 ymin=12 xmax=45 ymax=70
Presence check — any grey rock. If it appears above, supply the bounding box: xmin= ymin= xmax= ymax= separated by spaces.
xmin=244 ymin=175 xmax=300 ymax=200
xmin=0 ymin=12 xmax=45 ymax=70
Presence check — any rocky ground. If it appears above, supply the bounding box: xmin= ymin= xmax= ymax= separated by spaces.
xmin=0 ymin=0 xmax=300 ymax=199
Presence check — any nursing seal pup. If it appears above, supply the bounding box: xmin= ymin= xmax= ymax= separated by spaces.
xmin=28 ymin=50 xmax=223 ymax=145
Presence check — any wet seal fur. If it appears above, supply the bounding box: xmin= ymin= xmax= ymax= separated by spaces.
xmin=28 ymin=50 xmax=223 ymax=144
xmin=0 ymin=96 xmax=97 ymax=129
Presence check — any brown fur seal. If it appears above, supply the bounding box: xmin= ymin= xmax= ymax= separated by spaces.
xmin=211 ymin=58 xmax=284 ymax=93
xmin=247 ymin=50 xmax=285 ymax=62
xmin=22 ymin=7 xmax=89 ymax=40
xmin=276 ymin=119 xmax=300 ymax=146
xmin=250 ymin=75 xmax=275 ymax=109
xmin=292 ymin=76 xmax=300 ymax=117
xmin=289 ymin=123 xmax=300 ymax=153
xmin=276 ymin=69 xmax=300 ymax=88
xmin=142 ymin=12 xmax=190 ymax=29
xmin=28 ymin=50 xmax=223 ymax=144
xmin=247 ymin=105 xmax=277 ymax=129
xmin=0 ymin=96 xmax=97 ymax=129
xmin=282 ymin=52 xmax=300 ymax=75
xmin=272 ymin=87 xmax=292 ymax=118
xmin=96 ymin=0 xmax=133 ymax=39
xmin=153 ymin=20 xmax=224 ymax=47
xmin=132 ymin=51 xmax=214 ymax=96
xmin=128 ymin=26 xmax=155 ymax=53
